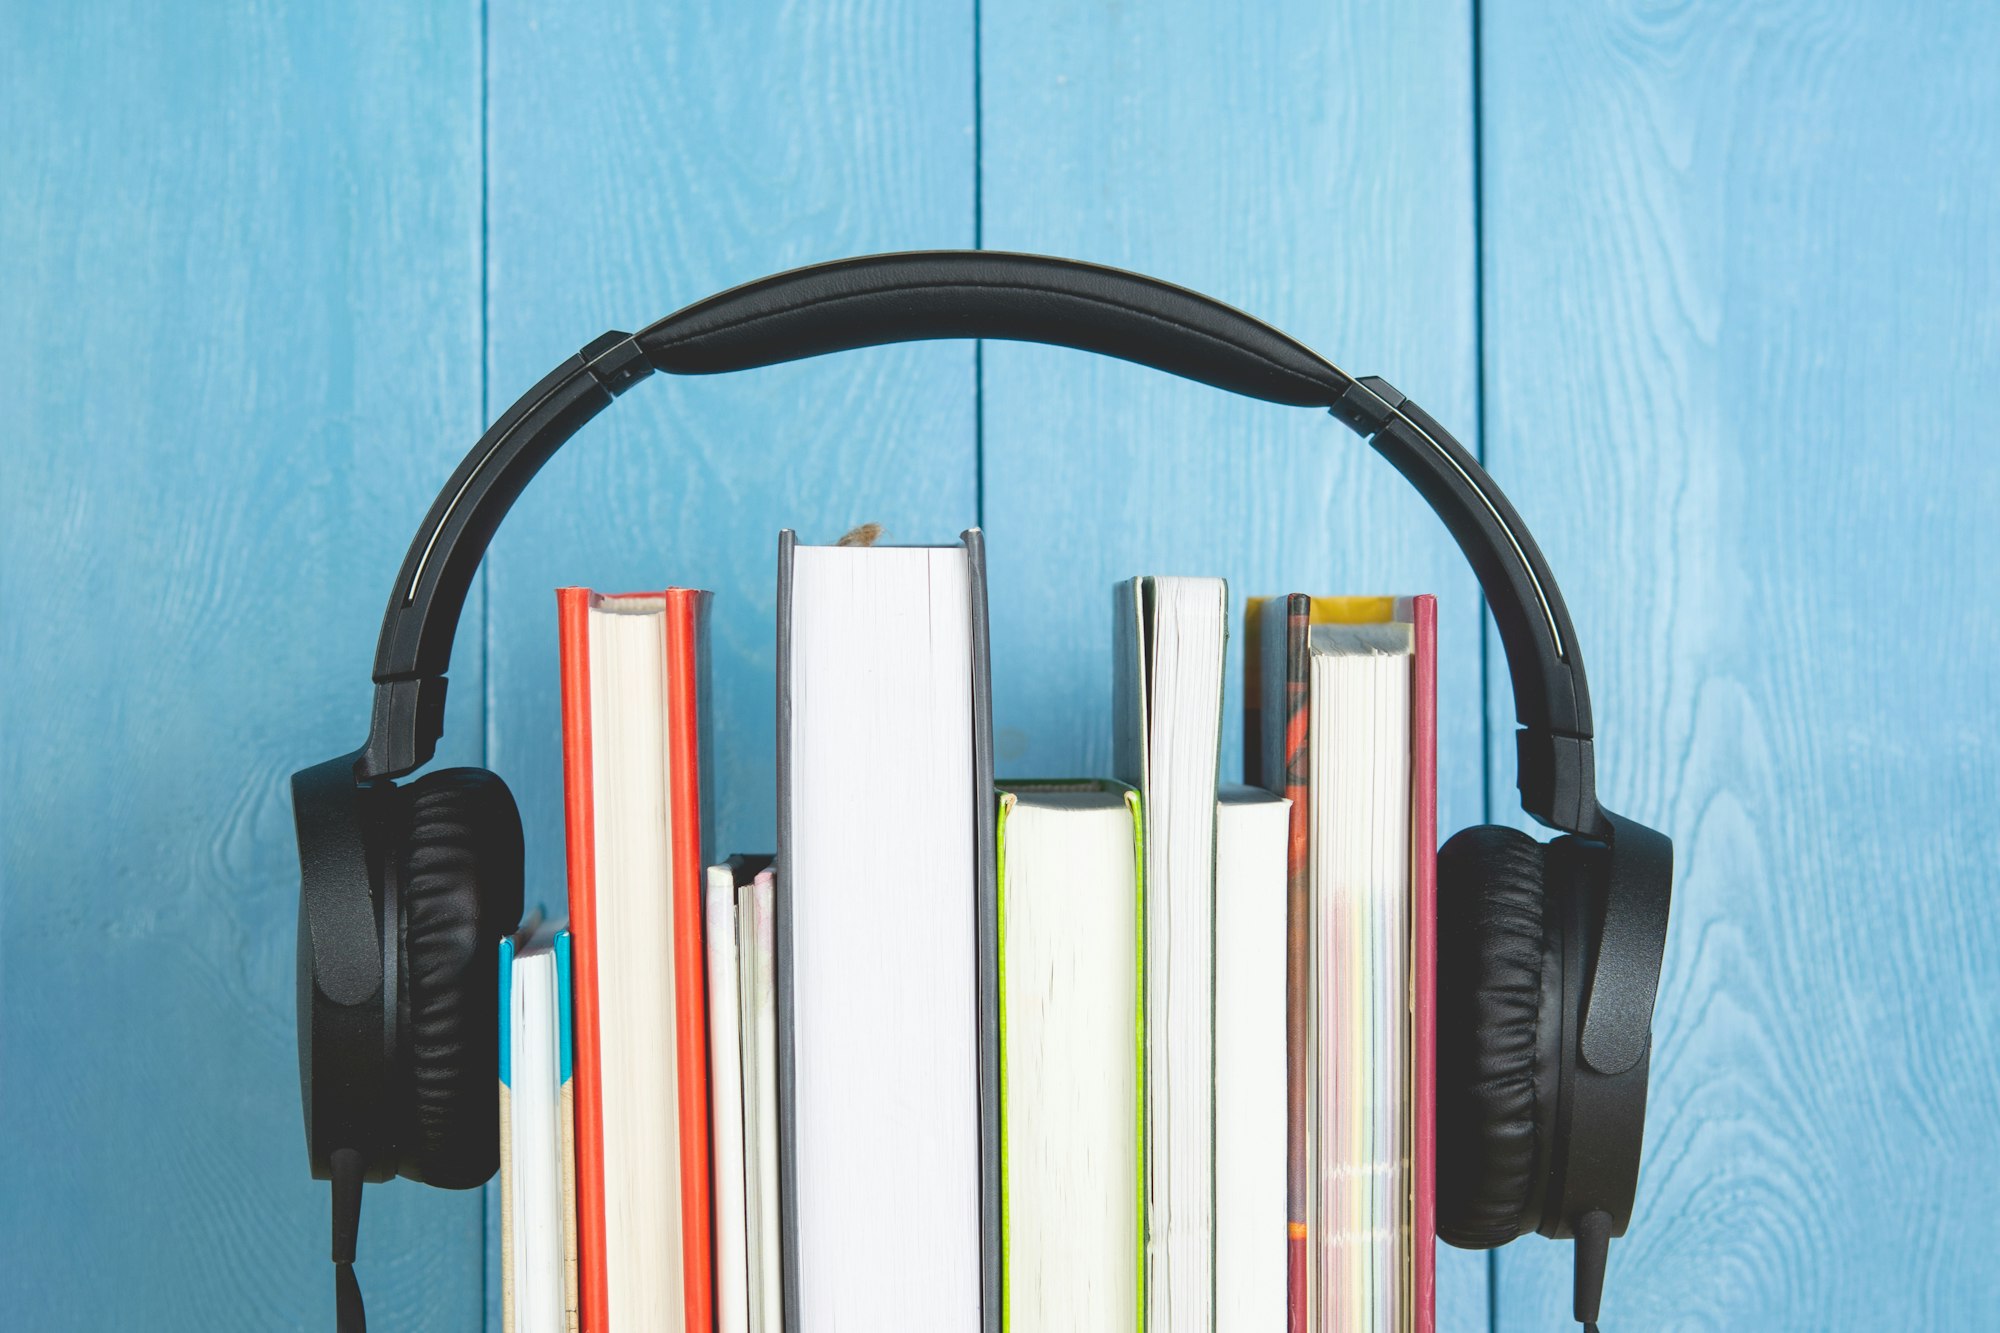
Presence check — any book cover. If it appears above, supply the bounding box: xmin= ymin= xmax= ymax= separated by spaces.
xmin=739 ymin=863 xmax=782 ymax=1333
xmin=664 ymin=590 xmax=715 ymax=1333
xmin=1410 ymin=595 xmax=1438 ymax=1333
xmin=500 ymin=933 xmax=519 ymax=1333
xmin=706 ymin=866 xmax=751 ymax=1333
xmin=556 ymin=587 xmax=606 ymax=1331
xmin=1245 ymin=594 xmax=1312 ymax=1330
xmin=555 ymin=930 xmax=579 ymax=1333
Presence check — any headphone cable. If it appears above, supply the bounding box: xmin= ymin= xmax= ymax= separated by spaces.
xmin=332 ymin=1148 xmax=366 ymax=1333
xmin=1574 ymin=1208 xmax=1611 ymax=1332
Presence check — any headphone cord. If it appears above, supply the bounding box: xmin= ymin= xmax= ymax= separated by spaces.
xmin=332 ymin=1148 xmax=366 ymax=1333
xmin=1574 ymin=1209 xmax=1612 ymax=1333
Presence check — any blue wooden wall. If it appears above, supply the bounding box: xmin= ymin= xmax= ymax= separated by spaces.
xmin=1 ymin=1 xmax=1993 ymax=1328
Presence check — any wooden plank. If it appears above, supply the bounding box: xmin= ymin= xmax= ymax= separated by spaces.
xmin=1479 ymin=2 xmax=2000 ymax=1325
xmin=978 ymin=2 xmax=1490 ymax=1326
xmin=481 ymin=8 xmax=976 ymax=1325
xmin=0 ymin=2 xmax=485 ymax=1328
xmin=480 ymin=6 xmax=978 ymax=937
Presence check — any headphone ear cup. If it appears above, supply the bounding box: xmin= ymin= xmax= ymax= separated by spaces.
xmin=396 ymin=767 xmax=524 ymax=1188
xmin=1434 ymin=823 xmax=1558 ymax=1249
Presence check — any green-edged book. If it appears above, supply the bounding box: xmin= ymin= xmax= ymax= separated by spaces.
xmin=996 ymin=781 xmax=1145 ymax=1333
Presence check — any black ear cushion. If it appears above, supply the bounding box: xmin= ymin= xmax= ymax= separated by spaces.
xmin=1435 ymin=824 xmax=1552 ymax=1248
xmin=397 ymin=767 xmax=524 ymax=1189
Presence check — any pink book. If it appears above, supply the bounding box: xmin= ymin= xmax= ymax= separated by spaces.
xmin=1411 ymin=595 xmax=1438 ymax=1332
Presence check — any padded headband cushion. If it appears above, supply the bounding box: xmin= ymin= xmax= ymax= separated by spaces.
xmin=398 ymin=767 xmax=523 ymax=1188
xmin=1435 ymin=824 xmax=1554 ymax=1248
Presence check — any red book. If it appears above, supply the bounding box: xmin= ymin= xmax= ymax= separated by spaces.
xmin=1247 ymin=594 xmax=1437 ymax=1333
xmin=560 ymin=587 xmax=713 ymax=1332
xmin=1411 ymin=595 xmax=1439 ymax=1332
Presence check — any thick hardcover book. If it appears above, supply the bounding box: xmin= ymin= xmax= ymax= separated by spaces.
xmin=1249 ymin=594 xmax=1437 ymax=1333
xmin=558 ymin=586 xmax=715 ymax=1332
xmin=775 ymin=529 xmax=998 ymax=1333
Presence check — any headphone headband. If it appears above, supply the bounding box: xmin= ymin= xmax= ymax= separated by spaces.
xmin=360 ymin=251 xmax=1600 ymax=833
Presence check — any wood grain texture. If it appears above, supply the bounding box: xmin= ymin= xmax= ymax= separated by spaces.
xmin=481 ymin=0 xmax=978 ymax=902
xmin=1479 ymin=2 xmax=2000 ymax=1326
xmin=0 ymin=2 xmax=487 ymax=1327
xmin=8 ymin=2 xmax=1992 ymax=1327
xmin=977 ymin=2 xmax=1491 ymax=1325
xmin=479 ymin=6 xmax=976 ymax=1323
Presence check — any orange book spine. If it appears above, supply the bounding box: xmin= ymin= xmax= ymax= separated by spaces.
xmin=557 ymin=587 xmax=611 ymax=1333
xmin=665 ymin=590 xmax=714 ymax=1333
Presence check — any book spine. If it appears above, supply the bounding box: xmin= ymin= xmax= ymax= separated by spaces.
xmin=1411 ymin=595 xmax=1438 ymax=1333
xmin=773 ymin=531 xmax=801 ymax=1333
xmin=707 ymin=872 xmax=751 ymax=1333
xmin=993 ymin=791 xmax=1016 ymax=1333
xmin=1247 ymin=593 xmax=1313 ymax=1333
xmin=1125 ymin=787 xmax=1147 ymax=1333
xmin=667 ymin=591 xmax=715 ymax=1333
xmin=556 ymin=587 xmax=610 ymax=1333
xmin=555 ymin=932 xmax=580 ymax=1333
xmin=962 ymin=529 xmax=1001 ymax=1333
xmin=500 ymin=936 xmax=518 ymax=1333
xmin=1278 ymin=595 xmax=1311 ymax=1333
xmin=748 ymin=869 xmax=783 ymax=1333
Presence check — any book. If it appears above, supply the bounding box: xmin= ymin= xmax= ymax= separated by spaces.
xmin=1113 ymin=575 xmax=1227 ymax=1333
xmin=994 ymin=782 xmax=1145 ymax=1333
xmin=1245 ymin=593 xmax=1315 ymax=1328
xmin=737 ymin=863 xmax=783 ymax=1333
xmin=776 ymin=529 xmax=998 ymax=1333
xmin=1214 ymin=788 xmax=1290 ymax=1333
xmin=558 ymin=586 xmax=715 ymax=1332
xmin=1250 ymin=594 xmax=1437 ymax=1333
xmin=499 ymin=916 xmax=579 ymax=1333
xmin=706 ymin=863 xmax=753 ymax=1333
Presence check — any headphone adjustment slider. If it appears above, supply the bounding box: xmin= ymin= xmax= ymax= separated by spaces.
xmin=356 ymin=676 xmax=448 ymax=781
xmin=1329 ymin=375 xmax=1406 ymax=436
xmin=581 ymin=331 xmax=652 ymax=397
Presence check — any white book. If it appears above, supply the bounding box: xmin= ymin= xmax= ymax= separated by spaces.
xmin=502 ymin=936 xmax=568 ymax=1333
xmin=1310 ymin=621 xmax=1414 ymax=1333
xmin=1215 ymin=788 xmax=1290 ymax=1333
xmin=585 ymin=596 xmax=686 ymax=1329
xmin=740 ymin=867 xmax=783 ymax=1333
xmin=1114 ymin=574 xmax=1227 ymax=1333
xmin=779 ymin=533 xmax=991 ymax=1333
xmin=995 ymin=783 xmax=1143 ymax=1333
xmin=706 ymin=866 xmax=752 ymax=1333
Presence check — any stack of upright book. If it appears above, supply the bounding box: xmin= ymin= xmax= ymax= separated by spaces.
xmin=496 ymin=528 xmax=1437 ymax=1333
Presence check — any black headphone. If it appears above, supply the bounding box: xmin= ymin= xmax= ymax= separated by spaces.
xmin=294 ymin=251 xmax=1671 ymax=1331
